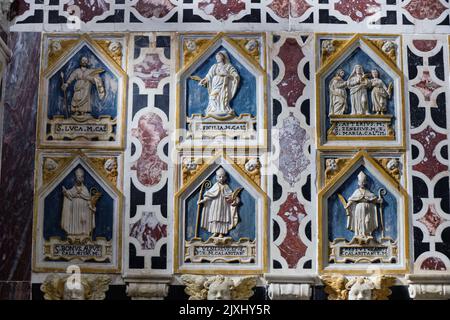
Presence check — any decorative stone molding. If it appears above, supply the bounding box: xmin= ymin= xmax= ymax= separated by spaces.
xmin=407 ymin=274 xmax=450 ymax=300
xmin=40 ymin=274 xmax=111 ymax=300
xmin=264 ymin=274 xmax=316 ymax=300
xmin=321 ymin=274 xmax=395 ymax=300
xmin=180 ymin=275 xmax=257 ymax=300
xmin=267 ymin=283 xmax=311 ymax=300
xmin=126 ymin=283 xmax=169 ymax=300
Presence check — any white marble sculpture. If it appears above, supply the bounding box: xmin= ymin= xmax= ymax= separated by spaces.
xmin=329 ymin=68 xmax=348 ymax=115
xmin=341 ymin=171 xmax=383 ymax=244
xmin=61 ymin=168 xmax=101 ymax=239
xmin=199 ymin=51 xmax=240 ymax=117
xmin=180 ymin=275 xmax=257 ymax=300
xmin=197 ymin=168 xmax=241 ymax=238
xmin=61 ymin=56 xmax=105 ymax=117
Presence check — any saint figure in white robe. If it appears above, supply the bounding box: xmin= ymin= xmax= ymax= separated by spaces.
xmin=199 ymin=51 xmax=240 ymax=117
xmin=348 ymin=64 xmax=370 ymax=115
xmin=61 ymin=56 xmax=105 ymax=116
xmin=329 ymin=69 xmax=348 ymax=115
xmin=198 ymin=168 xmax=240 ymax=237
xmin=344 ymin=171 xmax=382 ymax=244
xmin=369 ymin=69 xmax=391 ymax=115
xmin=61 ymin=168 xmax=100 ymax=238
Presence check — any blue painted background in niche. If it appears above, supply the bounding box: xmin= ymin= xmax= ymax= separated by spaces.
xmin=186 ymin=47 xmax=256 ymax=118
xmin=47 ymin=45 xmax=118 ymax=119
xmin=324 ymin=47 xmax=395 ymax=129
xmin=43 ymin=164 xmax=114 ymax=241
xmin=185 ymin=167 xmax=256 ymax=242
xmin=327 ymin=166 xmax=397 ymax=242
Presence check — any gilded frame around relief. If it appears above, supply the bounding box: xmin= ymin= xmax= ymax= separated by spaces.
xmin=315 ymin=33 xmax=406 ymax=151
xmin=37 ymin=33 xmax=128 ymax=150
xmin=32 ymin=150 xmax=123 ymax=273
xmin=317 ymin=150 xmax=410 ymax=275
xmin=173 ymin=153 xmax=268 ymax=275
xmin=174 ymin=32 xmax=268 ymax=152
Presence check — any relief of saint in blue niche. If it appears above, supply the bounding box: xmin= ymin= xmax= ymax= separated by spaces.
xmin=43 ymin=165 xmax=113 ymax=243
xmin=186 ymin=47 xmax=256 ymax=120
xmin=185 ymin=167 xmax=256 ymax=242
xmin=327 ymin=167 xmax=397 ymax=245
xmin=47 ymin=45 xmax=119 ymax=123
xmin=325 ymin=48 xmax=395 ymax=125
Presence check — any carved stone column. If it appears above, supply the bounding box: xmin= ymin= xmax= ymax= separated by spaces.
xmin=265 ymin=274 xmax=315 ymax=300
xmin=407 ymin=274 xmax=450 ymax=300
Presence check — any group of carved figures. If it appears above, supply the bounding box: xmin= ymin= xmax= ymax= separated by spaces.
xmin=329 ymin=65 xmax=392 ymax=116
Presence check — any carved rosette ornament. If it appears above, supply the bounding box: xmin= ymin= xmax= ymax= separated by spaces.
xmin=40 ymin=274 xmax=111 ymax=300
xmin=180 ymin=275 xmax=257 ymax=300
xmin=321 ymin=275 xmax=395 ymax=300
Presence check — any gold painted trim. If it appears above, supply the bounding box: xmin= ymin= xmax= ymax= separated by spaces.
xmin=37 ymin=33 xmax=128 ymax=150
xmin=317 ymin=150 xmax=410 ymax=275
xmin=32 ymin=151 xmax=123 ymax=273
xmin=175 ymin=32 xmax=268 ymax=151
xmin=173 ymin=152 xmax=268 ymax=275
xmin=315 ymin=33 xmax=406 ymax=151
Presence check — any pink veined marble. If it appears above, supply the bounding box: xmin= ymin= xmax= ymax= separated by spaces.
xmin=412 ymin=126 xmax=448 ymax=180
xmin=418 ymin=204 xmax=447 ymax=236
xmin=412 ymin=70 xmax=442 ymax=102
xmin=133 ymin=0 xmax=176 ymax=19
xmin=64 ymin=0 xmax=110 ymax=23
xmin=420 ymin=256 xmax=447 ymax=271
xmin=131 ymin=112 xmax=168 ymax=187
xmin=276 ymin=193 xmax=308 ymax=268
xmin=334 ymin=0 xmax=381 ymax=22
xmin=276 ymin=38 xmax=305 ymax=107
xmin=134 ymin=53 xmax=170 ymax=89
xmin=290 ymin=0 xmax=311 ymax=18
xmin=130 ymin=212 xmax=167 ymax=250
xmin=268 ymin=0 xmax=311 ymax=19
xmin=404 ymin=0 xmax=447 ymax=20
xmin=278 ymin=114 xmax=310 ymax=186
xmin=197 ymin=0 xmax=246 ymax=21
xmin=412 ymin=40 xmax=438 ymax=52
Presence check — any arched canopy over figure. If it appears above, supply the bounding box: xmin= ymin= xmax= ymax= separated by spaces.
xmin=199 ymin=51 xmax=240 ymax=117
xmin=343 ymin=171 xmax=382 ymax=244
xmin=197 ymin=168 xmax=241 ymax=238
xmin=347 ymin=64 xmax=370 ymax=115
xmin=329 ymin=68 xmax=348 ymax=115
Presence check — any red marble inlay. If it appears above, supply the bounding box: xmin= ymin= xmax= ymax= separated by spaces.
xmin=334 ymin=0 xmax=381 ymax=22
xmin=412 ymin=126 xmax=448 ymax=180
xmin=418 ymin=204 xmax=447 ymax=236
xmin=412 ymin=70 xmax=442 ymax=102
xmin=130 ymin=212 xmax=167 ymax=250
xmin=133 ymin=0 xmax=175 ymax=19
xmin=290 ymin=0 xmax=312 ymax=18
xmin=134 ymin=53 xmax=170 ymax=89
xmin=268 ymin=0 xmax=311 ymax=19
xmin=8 ymin=0 xmax=30 ymax=20
xmin=131 ymin=112 xmax=168 ymax=187
xmin=421 ymin=257 xmax=447 ymax=271
xmin=198 ymin=0 xmax=246 ymax=21
xmin=64 ymin=0 xmax=110 ymax=23
xmin=412 ymin=40 xmax=438 ymax=52
xmin=277 ymin=38 xmax=305 ymax=107
xmin=277 ymin=193 xmax=308 ymax=268
xmin=404 ymin=0 xmax=447 ymax=20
